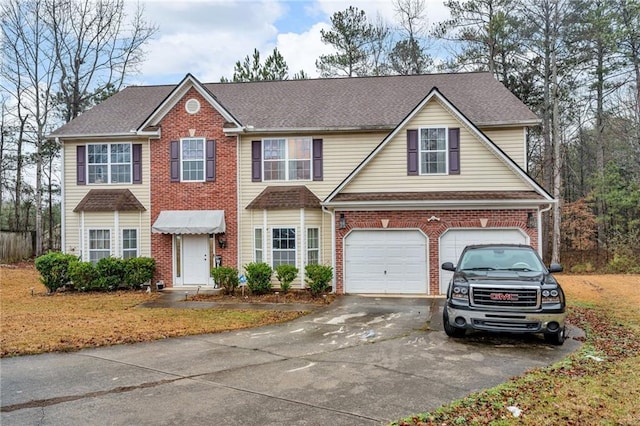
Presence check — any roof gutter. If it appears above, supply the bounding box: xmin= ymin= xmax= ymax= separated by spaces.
xmin=224 ymin=125 xmax=394 ymax=135
xmin=47 ymin=130 xmax=160 ymax=141
xmin=324 ymin=198 xmax=556 ymax=210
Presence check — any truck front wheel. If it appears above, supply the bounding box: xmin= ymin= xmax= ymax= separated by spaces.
xmin=544 ymin=327 xmax=565 ymax=345
xmin=443 ymin=310 xmax=466 ymax=338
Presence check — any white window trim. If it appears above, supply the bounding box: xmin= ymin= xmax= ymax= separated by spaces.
xmin=419 ymin=126 xmax=449 ymax=175
xmin=180 ymin=137 xmax=206 ymax=182
xmin=271 ymin=226 xmax=297 ymax=268
xmin=262 ymin=137 xmax=312 ymax=182
xmin=121 ymin=228 xmax=139 ymax=259
xmin=87 ymin=142 xmax=133 ymax=184
xmin=87 ymin=228 xmax=112 ymax=263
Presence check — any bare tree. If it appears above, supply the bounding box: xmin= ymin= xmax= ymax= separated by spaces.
xmin=48 ymin=0 xmax=157 ymax=122
xmin=1 ymin=0 xmax=156 ymax=254
xmin=391 ymin=0 xmax=433 ymax=74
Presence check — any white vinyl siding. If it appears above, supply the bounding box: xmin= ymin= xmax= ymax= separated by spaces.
xmin=345 ymin=98 xmax=532 ymax=192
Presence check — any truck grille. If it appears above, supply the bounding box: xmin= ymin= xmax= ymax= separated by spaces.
xmin=470 ymin=286 xmax=540 ymax=309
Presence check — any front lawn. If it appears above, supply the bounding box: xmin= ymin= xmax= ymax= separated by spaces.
xmin=0 ymin=264 xmax=307 ymax=357
xmin=395 ymin=274 xmax=640 ymax=425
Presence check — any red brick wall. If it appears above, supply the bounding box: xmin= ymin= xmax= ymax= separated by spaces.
xmin=334 ymin=209 xmax=538 ymax=294
xmin=150 ymin=87 xmax=237 ymax=287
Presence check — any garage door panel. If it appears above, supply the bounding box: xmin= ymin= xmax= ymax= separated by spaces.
xmin=439 ymin=229 xmax=528 ymax=293
xmin=345 ymin=230 xmax=428 ymax=294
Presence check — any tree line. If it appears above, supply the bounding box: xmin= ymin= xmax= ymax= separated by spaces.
xmin=2 ymin=0 xmax=638 ymax=265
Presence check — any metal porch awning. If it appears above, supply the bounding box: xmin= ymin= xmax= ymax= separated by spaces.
xmin=151 ymin=210 xmax=225 ymax=234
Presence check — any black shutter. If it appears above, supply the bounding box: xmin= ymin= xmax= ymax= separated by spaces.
xmin=132 ymin=144 xmax=142 ymax=184
xmin=206 ymin=139 xmax=216 ymax=182
xmin=448 ymin=128 xmax=460 ymax=175
xmin=312 ymin=138 xmax=323 ymax=181
xmin=407 ymin=129 xmax=419 ymax=176
xmin=77 ymin=145 xmax=86 ymax=185
xmin=170 ymin=140 xmax=180 ymax=182
xmin=251 ymin=140 xmax=262 ymax=182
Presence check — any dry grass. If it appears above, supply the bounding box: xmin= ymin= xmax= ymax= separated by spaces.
xmin=0 ymin=265 xmax=307 ymax=357
xmin=397 ymin=274 xmax=640 ymax=425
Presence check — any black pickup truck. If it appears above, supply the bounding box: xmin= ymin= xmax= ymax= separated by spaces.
xmin=441 ymin=244 xmax=566 ymax=345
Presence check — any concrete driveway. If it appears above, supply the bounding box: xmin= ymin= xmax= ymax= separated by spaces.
xmin=1 ymin=296 xmax=580 ymax=425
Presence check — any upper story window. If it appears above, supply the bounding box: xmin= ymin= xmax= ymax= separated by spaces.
xmin=263 ymin=137 xmax=311 ymax=181
xmin=420 ymin=128 xmax=448 ymax=174
xmin=181 ymin=138 xmax=205 ymax=182
xmin=87 ymin=143 xmax=131 ymax=184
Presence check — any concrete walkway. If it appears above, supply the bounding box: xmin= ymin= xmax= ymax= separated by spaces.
xmin=1 ymin=296 xmax=580 ymax=426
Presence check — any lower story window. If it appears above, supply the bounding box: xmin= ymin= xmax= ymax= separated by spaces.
xmin=272 ymin=227 xmax=296 ymax=267
xmin=307 ymin=228 xmax=319 ymax=265
xmin=89 ymin=229 xmax=110 ymax=263
xmin=254 ymin=228 xmax=264 ymax=263
xmin=122 ymin=229 xmax=138 ymax=259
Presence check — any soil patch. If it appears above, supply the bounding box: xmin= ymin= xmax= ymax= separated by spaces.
xmin=189 ymin=289 xmax=336 ymax=305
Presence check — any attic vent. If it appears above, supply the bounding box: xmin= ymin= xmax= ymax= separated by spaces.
xmin=185 ymin=98 xmax=201 ymax=114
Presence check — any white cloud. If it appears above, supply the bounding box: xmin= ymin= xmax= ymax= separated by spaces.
xmin=128 ymin=0 xmax=451 ymax=85
xmin=276 ymin=22 xmax=332 ymax=77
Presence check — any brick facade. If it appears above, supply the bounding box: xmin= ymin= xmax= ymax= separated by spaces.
xmin=150 ymin=88 xmax=237 ymax=287
xmin=334 ymin=209 xmax=538 ymax=294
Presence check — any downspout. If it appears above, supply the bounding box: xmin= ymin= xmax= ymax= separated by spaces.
xmin=322 ymin=206 xmax=336 ymax=293
xmin=58 ymin=138 xmax=65 ymax=253
xmin=236 ymin=134 xmax=241 ymax=270
xmin=538 ymin=203 xmax=553 ymax=257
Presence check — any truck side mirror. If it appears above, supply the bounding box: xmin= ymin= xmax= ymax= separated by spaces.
xmin=441 ymin=262 xmax=456 ymax=271
xmin=548 ymin=263 xmax=563 ymax=273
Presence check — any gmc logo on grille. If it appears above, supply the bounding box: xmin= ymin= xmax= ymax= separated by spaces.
xmin=489 ymin=293 xmax=519 ymax=301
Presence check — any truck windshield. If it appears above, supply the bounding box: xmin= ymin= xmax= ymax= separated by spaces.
xmin=459 ymin=247 xmax=545 ymax=272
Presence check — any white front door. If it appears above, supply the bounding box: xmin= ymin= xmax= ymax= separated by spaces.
xmin=180 ymin=235 xmax=212 ymax=286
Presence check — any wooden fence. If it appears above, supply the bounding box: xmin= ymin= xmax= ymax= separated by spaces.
xmin=0 ymin=231 xmax=35 ymax=263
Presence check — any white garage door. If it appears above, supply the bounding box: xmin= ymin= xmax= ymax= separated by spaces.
xmin=439 ymin=229 xmax=528 ymax=293
xmin=345 ymin=230 xmax=428 ymax=294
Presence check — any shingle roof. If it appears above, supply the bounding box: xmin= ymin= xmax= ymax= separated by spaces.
xmin=73 ymin=189 xmax=146 ymax=212
xmin=246 ymin=186 xmax=321 ymax=210
xmin=331 ymin=191 xmax=546 ymax=202
xmin=51 ymin=72 xmax=538 ymax=137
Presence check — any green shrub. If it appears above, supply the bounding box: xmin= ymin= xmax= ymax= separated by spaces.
xmin=245 ymin=262 xmax=273 ymax=295
xmin=275 ymin=264 xmax=298 ymax=293
xmin=606 ymin=254 xmax=640 ymax=274
xmin=211 ymin=266 xmax=239 ymax=294
xmin=305 ymin=264 xmax=333 ymax=296
xmin=35 ymin=252 xmax=78 ymax=293
xmin=123 ymin=257 xmax=156 ymax=289
xmin=94 ymin=257 xmax=126 ymax=290
xmin=68 ymin=260 xmax=97 ymax=290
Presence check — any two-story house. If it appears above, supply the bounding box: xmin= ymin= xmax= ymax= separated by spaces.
xmin=50 ymin=72 xmax=553 ymax=295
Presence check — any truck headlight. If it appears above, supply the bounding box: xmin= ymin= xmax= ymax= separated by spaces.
xmin=542 ymin=288 xmax=560 ymax=303
xmin=452 ymin=285 xmax=469 ymax=300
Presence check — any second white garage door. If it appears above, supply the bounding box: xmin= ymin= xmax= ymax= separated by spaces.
xmin=439 ymin=228 xmax=529 ymax=293
xmin=344 ymin=230 xmax=428 ymax=294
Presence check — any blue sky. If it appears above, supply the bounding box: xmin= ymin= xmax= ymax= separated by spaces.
xmin=132 ymin=0 xmax=450 ymax=85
